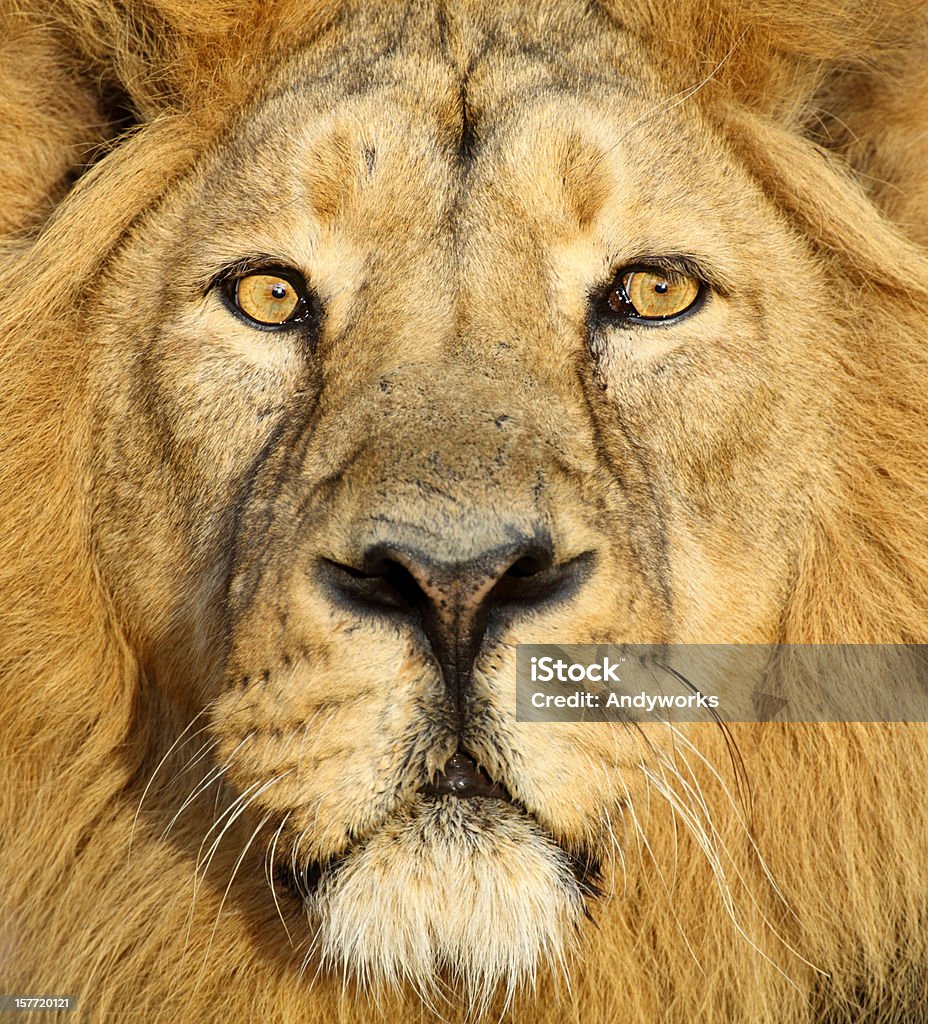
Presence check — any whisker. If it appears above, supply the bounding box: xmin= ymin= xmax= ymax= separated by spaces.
xmin=194 ymin=771 xmax=291 ymax=992
xmin=129 ymin=705 xmax=213 ymax=861
xmin=195 ymin=807 xmax=276 ymax=990
xmin=164 ymin=762 xmax=228 ymax=839
xmin=651 ymin=728 xmax=827 ymax=977
xmin=167 ymin=734 xmax=220 ymax=785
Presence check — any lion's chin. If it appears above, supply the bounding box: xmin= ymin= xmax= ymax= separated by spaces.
xmin=298 ymin=798 xmax=591 ymax=1008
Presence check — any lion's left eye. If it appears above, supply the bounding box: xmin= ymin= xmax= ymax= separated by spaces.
xmin=221 ymin=269 xmax=312 ymax=327
xmin=606 ymin=268 xmax=702 ymax=322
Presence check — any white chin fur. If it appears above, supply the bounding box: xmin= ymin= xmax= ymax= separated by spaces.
xmin=305 ymin=799 xmax=587 ymax=1013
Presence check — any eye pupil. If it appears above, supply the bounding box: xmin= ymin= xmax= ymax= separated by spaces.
xmin=271 ymin=283 xmax=288 ymax=300
xmin=654 ymin=281 xmax=669 ymax=294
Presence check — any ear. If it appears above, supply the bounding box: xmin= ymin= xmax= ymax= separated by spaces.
xmin=33 ymin=1 xmax=340 ymax=115
xmin=812 ymin=42 xmax=928 ymax=246
xmin=613 ymin=1 xmax=922 ymax=118
xmin=613 ymin=0 xmax=928 ymax=243
xmin=0 ymin=2 xmax=341 ymax=235
xmin=0 ymin=14 xmax=111 ymax=237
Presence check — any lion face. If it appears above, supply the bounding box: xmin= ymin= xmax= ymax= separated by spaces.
xmin=87 ymin=2 xmax=839 ymax=1001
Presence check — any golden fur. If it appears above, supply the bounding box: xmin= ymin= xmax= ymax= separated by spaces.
xmin=2 ymin=1 xmax=928 ymax=1021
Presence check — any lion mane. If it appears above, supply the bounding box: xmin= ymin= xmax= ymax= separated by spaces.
xmin=2 ymin=2 xmax=928 ymax=1022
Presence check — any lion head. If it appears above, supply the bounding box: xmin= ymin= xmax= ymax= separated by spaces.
xmin=3 ymin=1 xmax=928 ymax=1021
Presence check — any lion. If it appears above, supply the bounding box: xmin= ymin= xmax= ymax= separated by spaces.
xmin=2 ymin=1 xmax=928 ymax=1021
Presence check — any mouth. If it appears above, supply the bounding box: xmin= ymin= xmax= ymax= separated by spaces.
xmin=275 ymin=749 xmax=603 ymax=903
xmin=420 ymin=749 xmax=511 ymax=801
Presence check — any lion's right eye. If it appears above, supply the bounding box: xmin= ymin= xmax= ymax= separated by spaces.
xmin=221 ymin=269 xmax=313 ymax=328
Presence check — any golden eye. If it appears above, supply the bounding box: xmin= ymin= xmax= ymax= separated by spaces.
xmin=230 ymin=272 xmax=306 ymax=326
xmin=607 ymin=269 xmax=701 ymax=321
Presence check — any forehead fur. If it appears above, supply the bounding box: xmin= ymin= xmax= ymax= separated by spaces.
xmin=46 ymin=0 xmax=925 ymax=121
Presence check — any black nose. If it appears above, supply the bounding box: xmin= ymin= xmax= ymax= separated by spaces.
xmin=319 ymin=530 xmax=586 ymax=715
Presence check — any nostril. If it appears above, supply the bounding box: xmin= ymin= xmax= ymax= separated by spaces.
xmin=318 ymin=556 xmax=425 ymax=615
xmin=505 ymin=552 xmax=552 ymax=578
xmin=491 ymin=550 xmax=594 ymax=606
xmin=378 ymin=559 xmax=424 ymax=609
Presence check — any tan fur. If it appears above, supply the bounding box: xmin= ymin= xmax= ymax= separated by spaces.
xmin=3 ymin=2 xmax=928 ymax=1021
